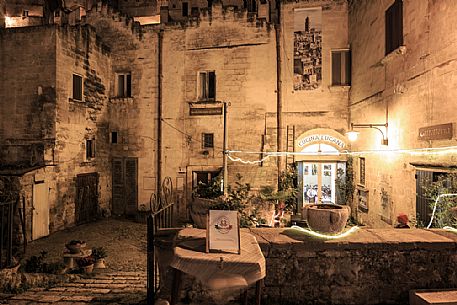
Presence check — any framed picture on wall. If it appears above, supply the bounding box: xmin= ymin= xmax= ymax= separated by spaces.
xmin=206 ymin=210 xmax=240 ymax=254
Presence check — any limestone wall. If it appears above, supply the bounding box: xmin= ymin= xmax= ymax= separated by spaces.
xmin=0 ymin=26 xmax=56 ymax=168
xmin=349 ymin=0 xmax=457 ymax=227
xmin=53 ymin=25 xmax=112 ymax=231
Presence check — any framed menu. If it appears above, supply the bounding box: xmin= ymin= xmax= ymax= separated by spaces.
xmin=206 ymin=210 xmax=240 ymax=254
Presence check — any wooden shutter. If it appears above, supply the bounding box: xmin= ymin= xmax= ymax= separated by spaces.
xmin=331 ymin=52 xmax=342 ymax=85
xmin=385 ymin=0 xmax=403 ymax=55
xmin=112 ymin=158 xmax=124 ymax=215
xmin=125 ymin=158 xmax=138 ymax=215
xmin=126 ymin=73 xmax=132 ymax=97
xmin=208 ymin=71 xmax=216 ymax=99
xmin=73 ymin=74 xmax=82 ymax=101
xmin=117 ymin=74 xmax=125 ymax=97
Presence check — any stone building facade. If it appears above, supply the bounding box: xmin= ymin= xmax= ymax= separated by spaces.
xmin=0 ymin=0 xmax=455 ymax=238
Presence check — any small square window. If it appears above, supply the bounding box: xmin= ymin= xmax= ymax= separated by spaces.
xmin=22 ymin=10 xmax=29 ymax=17
xmin=198 ymin=71 xmax=216 ymax=101
xmin=111 ymin=132 xmax=118 ymax=144
xmin=73 ymin=74 xmax=83 ymax=101
xmin=116 ymin=72 xmax=132 ymax=97
xmin=202 ymin=133 xmax=214 ymax=148
xmin=331 ymin=50 xmax=351 ymax=86
xmin=86 ymin=139 xmax=95 ymax=160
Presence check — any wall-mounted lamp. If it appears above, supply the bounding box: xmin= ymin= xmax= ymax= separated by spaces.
xmin=346 ymin=123 xmax=389 ymax=146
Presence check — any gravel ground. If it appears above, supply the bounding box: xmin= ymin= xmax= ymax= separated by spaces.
xmin=21 ymin=218 xmax=148 ymax=272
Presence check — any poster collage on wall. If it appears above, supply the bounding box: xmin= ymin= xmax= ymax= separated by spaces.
xmin=293 ymin=7 xmax=322 ymax=91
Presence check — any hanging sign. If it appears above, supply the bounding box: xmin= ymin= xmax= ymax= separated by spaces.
xmin=418 ymin=123 xmax=453 ymax=141
xmin=297 ymin=134 xmax=346 ymax=149
xmin=207 ymin=210 xmax=240 ymax=254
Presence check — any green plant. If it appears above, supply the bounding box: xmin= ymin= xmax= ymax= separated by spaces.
xmin=76 ymin=256 xmax=94 ymax=267
xmin=193 ymin=174 xmax=223 ymax=199
xmin=91 ymin=247 xmax=107 ymax=260
xmin=22 ymin=251 xmax=65 ymax=274
xmin=421 ymin=172 xmax=457 ymax=228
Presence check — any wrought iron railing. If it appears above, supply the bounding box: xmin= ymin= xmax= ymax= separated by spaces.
xmin=147 ymin=177 xmax=174 ymax=304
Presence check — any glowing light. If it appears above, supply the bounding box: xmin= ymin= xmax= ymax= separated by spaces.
xmin=426 ymin=193 xmax=457 ymax=229
xmin=443 ymin=226 xmax=457 ymax=233
xmin=346 ymin=130 xmax=359 ymax=142
xmin=289 ymin=225 xmax=359 ymax=239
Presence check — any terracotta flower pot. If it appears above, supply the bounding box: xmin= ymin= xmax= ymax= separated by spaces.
xmin=94 ymin=259 xmax=106 ymax=269
xmin=83 ymin=264 xmax=94 ymax=274
xmin=302 ymin=204 xmax=351 ymax=234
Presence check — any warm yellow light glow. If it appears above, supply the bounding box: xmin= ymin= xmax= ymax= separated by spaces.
xmin=289 ymin=225 xmax=359 ymax=239
xmin=346 ymin=130 xmax=359 ymax=142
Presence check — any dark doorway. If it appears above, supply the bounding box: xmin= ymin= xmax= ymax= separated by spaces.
xmin=76 ymin=173 xmax=99 ymax=225
xmin=112 ymin=158 xmax=138 ymax=216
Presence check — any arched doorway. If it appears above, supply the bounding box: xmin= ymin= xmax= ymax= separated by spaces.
xmin=294 ymin=129 xmax=348 ymax=210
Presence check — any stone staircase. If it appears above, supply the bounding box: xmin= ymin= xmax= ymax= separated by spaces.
xmin=4 ymin=271 xmax=147 ymax=305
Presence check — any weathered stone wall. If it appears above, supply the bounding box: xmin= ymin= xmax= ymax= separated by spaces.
xmin=86 ymin=6 xmax=160 ymax=213
xmin=280 ymin=0 xmax=349 ymax=140
xmin=173 ymin=228 xmax=457 ymax=305
xmin=53 ymin=25 xmax=112 ymax=231
xmin=161 ymin=4 xmax=277 ymax=215
xmin=349 ymin=0 xmax=457 ymax=227
xmin=0 ymin=26 xmax=57 ymax=168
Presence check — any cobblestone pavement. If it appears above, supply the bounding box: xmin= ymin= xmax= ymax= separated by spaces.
xmin=6 ymin=272 xmax=147 ymax=305
xmin=3 ymin=218 xmax=149 ymax=304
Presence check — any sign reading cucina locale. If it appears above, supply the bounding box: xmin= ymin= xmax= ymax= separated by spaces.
xmin=298 ymin=134 xmax=346 ymax=149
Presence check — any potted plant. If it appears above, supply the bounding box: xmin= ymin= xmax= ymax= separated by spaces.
xmin=76 ymin=256 xmax=95 ymax=274
xmin=190 ymin=174 xmax=224 ymax=228
xmin=65 ymin=240 xmax=86 ymax=254
xmin=91 ymin=247 xmax=107 ymax=269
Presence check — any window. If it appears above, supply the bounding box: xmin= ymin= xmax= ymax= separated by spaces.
xmin=202 ymin=133 xmax=214 ymax=148
xmin=111 ymin=132 xmax=118 ymax=144
xmin=22 ymin=10 xmax=29 ymax=17
xmin=359 ymin=157 xmax=365 ymax=186
xmin=182 ymin=2 xmax=188 ymax=17
xmin=116 ymin=72 xmax=132 ymax=97
xmin=198 ymin=71 xmax=216 ymax=101
xmin=331 ymin=50 xmax=351 ymax=86
xmin=86 ymin=139 xmax=95 ymax=160
xmin=385 ymin=0 xmax=403 ymax=55
xmin=73 ymin=74 xmax=83 ymax=101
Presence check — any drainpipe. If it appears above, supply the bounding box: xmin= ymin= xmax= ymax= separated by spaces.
xmin=157 ymin=29 xmax=163 ymax=193
xmin=275 ymin=1 xmax=283 ymax=189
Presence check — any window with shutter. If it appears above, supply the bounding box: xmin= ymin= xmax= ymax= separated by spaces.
xmin=198 ymin=71 xmax=216 ymax=101
xmin=202 ymin=133 xmax=214 ymax=148
xmin=116 ymin=72 xmax=132 ymax=97
xmin=331 ymin=50 xmax=351 ymax=86
xmin=385 ymin=0 xmax=403 ymax=55
xmin=73 ymin=74 xmax=83 ymax=101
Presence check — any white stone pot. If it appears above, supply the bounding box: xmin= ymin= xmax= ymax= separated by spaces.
xmin=302 ymin=204 xmax=351 ymax=234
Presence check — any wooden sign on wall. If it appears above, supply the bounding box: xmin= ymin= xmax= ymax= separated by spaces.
xmin=418 ymin=123 xmax=453 ymax=141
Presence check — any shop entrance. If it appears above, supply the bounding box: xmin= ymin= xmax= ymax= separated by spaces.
xmin=302 ymin=162 xmax=336 ymax=204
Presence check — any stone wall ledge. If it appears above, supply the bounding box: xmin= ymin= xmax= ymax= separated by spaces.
xmin=248 ymin=228 xmax=457 ymax=256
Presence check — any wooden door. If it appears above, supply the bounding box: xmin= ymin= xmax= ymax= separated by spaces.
xmin=76 ymin=173 xmax=99 ymax=225
xmin=32 ymin=182 xmax=49 ymax=240
xmin=112 ymin=158 xmax=138 ymax=216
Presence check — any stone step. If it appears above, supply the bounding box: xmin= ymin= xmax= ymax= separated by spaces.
xmin=410 ymin=289 xmax=457 ymax=305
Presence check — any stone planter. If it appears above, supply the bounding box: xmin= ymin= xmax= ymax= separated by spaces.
xmin=189 ymin=198 xmax=222 ymax=229
xmin=302 ymin=204 xmax=351 ymax=234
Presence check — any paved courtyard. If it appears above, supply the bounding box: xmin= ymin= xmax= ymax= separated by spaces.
xmin=2 ymin=218 xmax=150 ymax=305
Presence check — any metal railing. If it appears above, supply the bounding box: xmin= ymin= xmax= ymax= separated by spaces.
xmin=147 ymin=177 xmax=174 ymax=305
xmin=0 ymin=200 xmax=15 ymax=269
